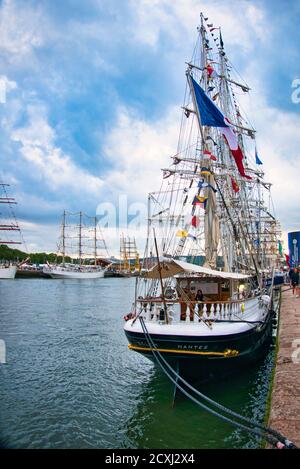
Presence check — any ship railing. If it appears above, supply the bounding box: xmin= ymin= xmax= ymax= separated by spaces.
xmin=136 ymin=297 xmax=257 ymax=323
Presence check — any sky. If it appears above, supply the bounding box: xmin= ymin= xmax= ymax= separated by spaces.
xmin=0 ymin=0 xmax=300 ymax=256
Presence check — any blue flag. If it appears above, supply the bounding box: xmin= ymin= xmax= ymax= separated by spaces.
xmin=191 ymin=77 xmax=229 ymax=128
xmin=255 ymin=148 xmax=263 ymax=165
xmin=198 ymin=180 xmax=217 ymax=193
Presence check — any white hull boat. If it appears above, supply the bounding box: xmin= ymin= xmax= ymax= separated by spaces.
xmin=0 ymin=265 xmax=17 ymax=279
xmin=43 ymin=266 xmax=105 ymax=279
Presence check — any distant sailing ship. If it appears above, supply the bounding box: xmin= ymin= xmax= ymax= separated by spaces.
xmin=119 ymin=234 xmax=141 ymax=276
xmin=44 ymin=211 xmax=109 ymax=279
xmin=0 ymin=182 xmax=22 ymax=279
xmin=124 ymin=14 xmax=282 ymax=380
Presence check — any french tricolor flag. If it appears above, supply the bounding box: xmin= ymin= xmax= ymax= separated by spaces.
xmin=191 ymin=77 xmax=251 ymax=180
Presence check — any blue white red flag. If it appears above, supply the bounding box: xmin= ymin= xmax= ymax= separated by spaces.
xmin=191 ymin=77 xmax=251 ymax=180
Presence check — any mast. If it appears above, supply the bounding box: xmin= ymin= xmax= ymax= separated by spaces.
xmin=0 ymin=183 xmax=21 ymax=245
xmin=79 ymin=211 xmax=82 ymax=266
xmin=136 ymin=16 xmax=280 ymax=291
xmin=94 ymin=216 xmax=97 ymax=266
xmin=186 ymin=13 xmax=220 ymax=268
xmin=61 ymin=210 xmax=66 ymax=264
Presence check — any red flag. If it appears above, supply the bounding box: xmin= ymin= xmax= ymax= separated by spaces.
xmin=285 ymin=254 xmax=290 ymax=267
xmin=191 ymin=216 xmax=200 ymax=228
xmin=206 ymin=64 xmax=217 ymax=78
xmin=223 ymin=133 xmax=252 ymax=180
xmin=230 ymin=177 xmax=239 ymax=193
xmin=231 ymin=147 xmax=252 ymax=180
xmin=203 ymin=150 xmax=217 ymax=161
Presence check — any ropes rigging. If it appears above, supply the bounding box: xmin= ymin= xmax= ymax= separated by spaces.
xmin=139 ymin=316 xmax=297 ymax=449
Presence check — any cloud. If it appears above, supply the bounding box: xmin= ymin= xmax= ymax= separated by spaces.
xmin=0 ymin=0 xmax=44 ymax=61
xmin=129 ymin=0 xmax=269 ymax=51
xmin=102 ymin=105 xmax=179 ymax=200
xmin=0 ymin=0 xmax=298 ymax=254
xmin=11 ymin=104 xmax=103 ymax=196
xmin=0 ymin=74 xmax=17 ymax=102
xmin=234 ymin=60 xmax=300 ymax=240
xmin=18 ymin=220 xmax=59 ymax=253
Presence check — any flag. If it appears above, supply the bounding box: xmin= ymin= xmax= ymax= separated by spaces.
xmin=198 ymin=180 xmax=218 ymax=193
xmin=200 ymin=167 xmax=213 ymax=175
xmin=206 ymin=64 xmax=218 ymax=78
xmin=255 ymin=148 xmax=263 ymax=165
xmin=191 ymin=76 xmax=229 ymax=127
xmin=285 ymin=253 xmax=290 ymax=267
xmin=278 ymin=240 xmax=283 ymax=256
xmin=192 ymin=195 xmax=207 ymax=205
xmin=176 ymin=230 xmax=188 ymax=238
xmin=191 ymin=215 xmax=200 ymax=228
xmin=219 ymin=32 xmax=224 ymax=48
xmin=187 ymin=233 xmax=197 ymax=241
xmin=192 ymin=196 xmax=201 ymax=205
xmin=191 ymin=77 xmax=251 ymax=179
xmin=197 ymin=195 xmax=208 ymax=203
xmin=230 ymin=176 xmax=239 ymax=193
xmin=203 ymin=150 xmax=217 ymax=161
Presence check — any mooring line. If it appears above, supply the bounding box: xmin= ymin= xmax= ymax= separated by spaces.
xmin=139 ymin=316 xmax=298 ymax=449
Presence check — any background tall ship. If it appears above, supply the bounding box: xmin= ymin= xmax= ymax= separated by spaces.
xmin=0 ymin=182 xmax=23 ymax=279
xmin=119 ymin=234 xmax=141 ymax=276
xmin=124 ymin=14 xmax=282 ymax=380
xmin=44 ymin=211 xmax=110 ymax=279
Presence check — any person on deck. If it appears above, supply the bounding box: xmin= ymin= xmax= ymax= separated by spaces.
xmin=195 ymin=289 xmax=204 ymax=319
xmin=195 ymin=289 xmax=204 ymax=301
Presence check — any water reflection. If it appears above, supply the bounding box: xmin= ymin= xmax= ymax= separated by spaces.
xmin=121 ymin=348 xmax=275 ymax=449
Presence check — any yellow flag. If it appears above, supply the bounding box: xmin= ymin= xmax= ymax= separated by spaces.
xmin=176 ymin=230 xmax=188 ymax=238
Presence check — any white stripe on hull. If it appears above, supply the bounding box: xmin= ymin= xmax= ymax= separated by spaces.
xmin=0 ymin=265 xmax=17 ymax=279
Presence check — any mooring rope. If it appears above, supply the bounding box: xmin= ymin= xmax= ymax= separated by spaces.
xmin=139 ymin=316 xmax=298 ymax=449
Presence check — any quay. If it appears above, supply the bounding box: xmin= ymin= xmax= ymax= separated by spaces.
xmin=267 ymin=286 xmax=300 ymax=447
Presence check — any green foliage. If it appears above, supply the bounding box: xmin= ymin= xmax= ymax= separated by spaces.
xmin=0 ymin=244 xmax=72 ymax=265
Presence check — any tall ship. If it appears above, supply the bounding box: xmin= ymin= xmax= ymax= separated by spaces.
xmin=0 ymin=182 xmax=23 ymax=279
xmin=119 ymin=234 xmax=141 ymax=276
xmin=124 ymin=14 xmax=281 ymax=380
xmin=44 ymin=211 xmax=109 ymax=279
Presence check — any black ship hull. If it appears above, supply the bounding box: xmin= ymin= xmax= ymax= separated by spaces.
xmin=124 ymin=311 xmax=274 ymax=381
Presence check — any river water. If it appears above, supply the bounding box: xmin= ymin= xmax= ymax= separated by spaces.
xmin=0 ymin=277 xmax=275 ymax=449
